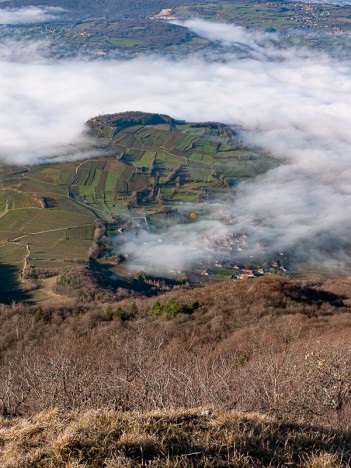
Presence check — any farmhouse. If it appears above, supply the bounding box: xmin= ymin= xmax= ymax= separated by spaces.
xmin=239 ymin=269 xmax=255 ymax=280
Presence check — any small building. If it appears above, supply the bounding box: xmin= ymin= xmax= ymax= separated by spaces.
xmin=241 ymin=269 xmax=254 ymax=276
xmin=239 ymin=269 xmax=255 ymax=279
xmin=239 ymin=274 xmax=253 ymax=280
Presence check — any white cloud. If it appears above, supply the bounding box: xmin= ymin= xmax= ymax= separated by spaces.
xmin=0 ymin=6 xmax=62 ymax=25
xmin=122 ymin=220 xmax=229 ymax=275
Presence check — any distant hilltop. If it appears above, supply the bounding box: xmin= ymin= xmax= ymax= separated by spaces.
xmin=86 ymin=111 xmax=180 ymax=137
xmin=86 ymin=111 xmax=236 ymax=139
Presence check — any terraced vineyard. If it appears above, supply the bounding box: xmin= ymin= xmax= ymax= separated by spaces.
xmin=84 ymin=112 xmax=276 ymax=214
xmin=0 ymin=112 xmax=276 ymax=301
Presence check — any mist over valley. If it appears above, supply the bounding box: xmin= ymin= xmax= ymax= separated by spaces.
xmin=0 ymin=2 xmax=350 ymax=293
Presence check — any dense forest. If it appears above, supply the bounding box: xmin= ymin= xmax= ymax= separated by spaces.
xmin=87 ymin=112 xmax=179 ymax=135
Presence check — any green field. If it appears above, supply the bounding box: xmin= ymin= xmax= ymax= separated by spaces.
xmin=133 ymin=151 xmax=156 ymax=169
xmin=108 ymin=38 xmax=142 ymax=47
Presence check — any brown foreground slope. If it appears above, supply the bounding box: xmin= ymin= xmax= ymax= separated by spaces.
xmin=1 ymin=275 xmax=351 ymax=458
xmin=1 ymin=408 xmax=350 ymax=467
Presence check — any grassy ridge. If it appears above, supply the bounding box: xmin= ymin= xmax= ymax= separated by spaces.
xmin=0 ymin=409 xmax=349 ymax=467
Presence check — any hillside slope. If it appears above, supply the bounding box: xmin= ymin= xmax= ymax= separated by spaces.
xmin=0 ymin=276 xmax=351 ymax=430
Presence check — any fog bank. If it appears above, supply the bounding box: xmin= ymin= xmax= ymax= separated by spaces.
xmin=0 ymin=6 xmax=62 ymax=24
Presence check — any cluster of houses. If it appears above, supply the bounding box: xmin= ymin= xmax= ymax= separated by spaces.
xmin=208 ymin=231 xmax=250 ymax=254
xmin=274 ymin=2 xmax=343 ymax=32
xmin=198 ymin=260 xmax=287 ymax=279
xmin=233 ymin=263 xmax=287 ymax=280
xmin=113 ymin=216 xmax=289 ymax=281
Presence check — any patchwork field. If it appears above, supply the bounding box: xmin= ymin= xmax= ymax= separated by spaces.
xmin=174 ymin=1 xmax=351 ymax=50
xmin=175 ymin=1 xmax=351 ymax=32
xmin=0 ymin=112 xmax=276 ymax=301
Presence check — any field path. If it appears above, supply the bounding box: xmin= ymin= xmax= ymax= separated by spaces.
xmin=21 ymin=243 xmax=31 ymax=277
xmin=39 ymin=276 xmax=72 ymax=305
xmin=11 ymin=222 xmax=93 ymax=276
xmin=11 ymin=223 xmax=92 ymax=242
xmin=0 ymin=199 xmax=9 ymax=218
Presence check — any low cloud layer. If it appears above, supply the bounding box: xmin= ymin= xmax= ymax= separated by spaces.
xmin=0 ymin=6 xmax=62 ymax=24
xmin=0 ymin=20 xmax=350 ymax=271
xmin=122 ymin=219 xmax=230 ymax=275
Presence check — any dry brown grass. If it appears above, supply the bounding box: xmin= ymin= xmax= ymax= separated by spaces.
xmin=0 ymin=408 xmax=350 ymax=467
